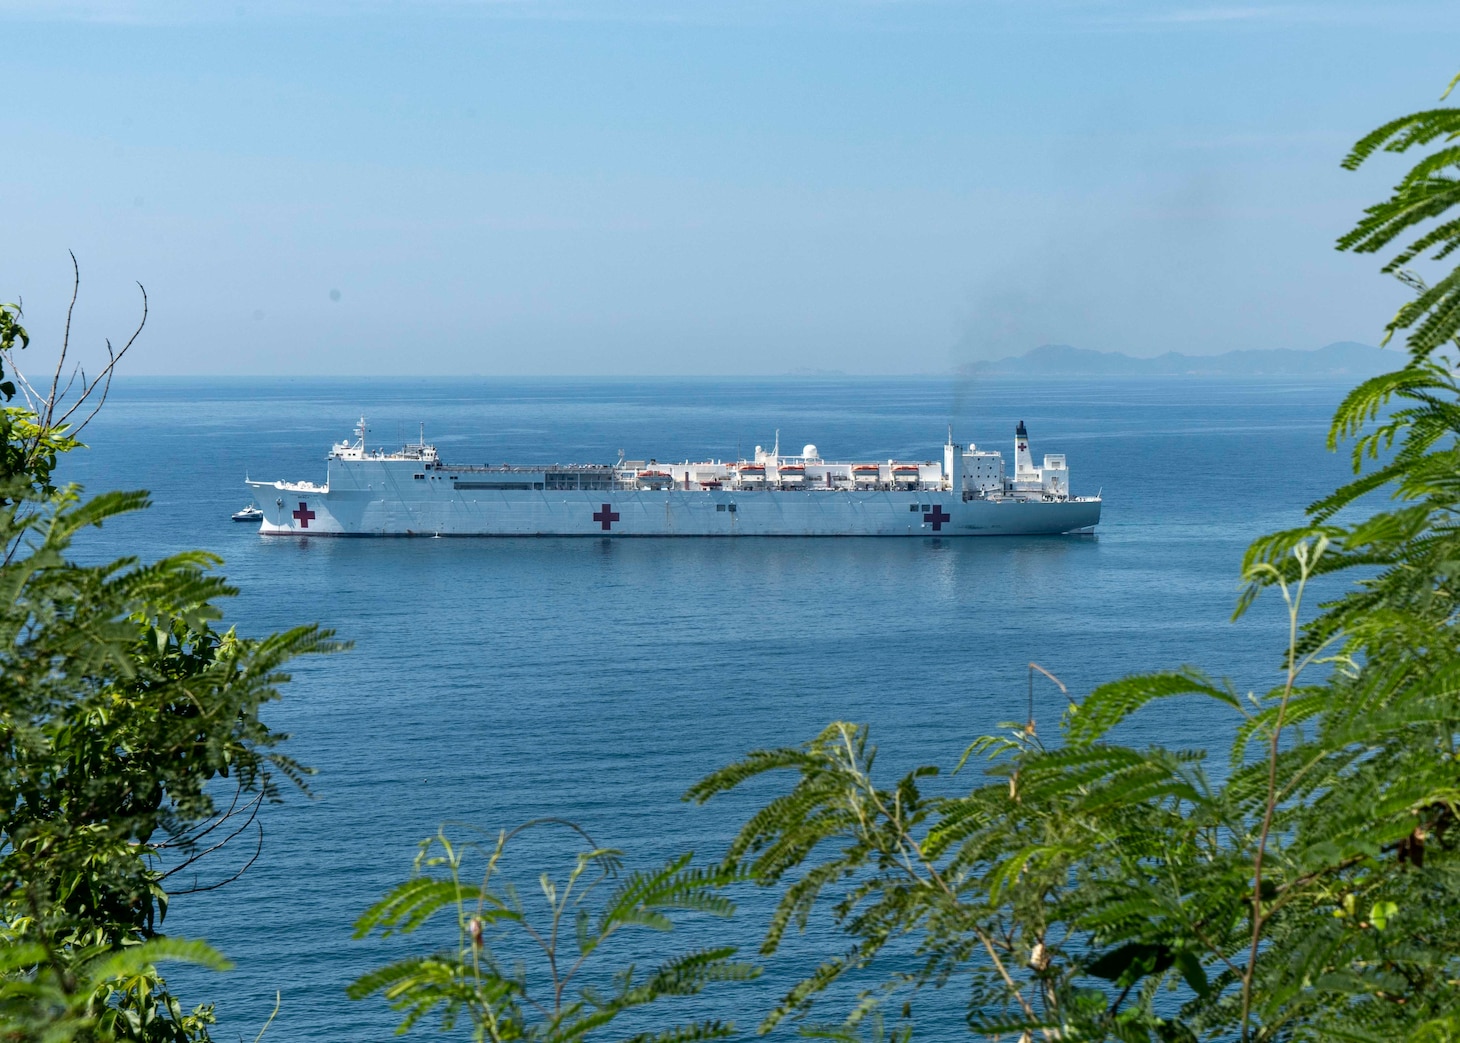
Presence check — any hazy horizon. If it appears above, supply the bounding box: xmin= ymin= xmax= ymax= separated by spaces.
xmin=7 ymin=1 xmax=1459 ymax=378
xmin=66 ymin=337 xmax=1389 ymax=382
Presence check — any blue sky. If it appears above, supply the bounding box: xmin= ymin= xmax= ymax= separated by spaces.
xmin=5 ymin=1 xmax=1459 ymax=375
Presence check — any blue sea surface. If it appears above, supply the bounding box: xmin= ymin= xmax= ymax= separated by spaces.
xmin=61 ymin=376 xmax=1360 ymax=1040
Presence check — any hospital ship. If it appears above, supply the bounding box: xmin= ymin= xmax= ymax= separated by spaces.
xmin=246 ymin=420 xmax=1101 ymax=537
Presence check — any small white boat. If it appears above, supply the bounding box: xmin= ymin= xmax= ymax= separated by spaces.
xmin=232 ymin=504 xmax=264 ymax=522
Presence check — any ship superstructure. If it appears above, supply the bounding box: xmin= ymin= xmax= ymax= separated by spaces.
xmin=247 ymin=419 xmax=1101 ymax=537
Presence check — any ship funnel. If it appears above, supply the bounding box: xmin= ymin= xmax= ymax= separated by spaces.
xmin=1014 ymin=421 xmax=1034 ymax=476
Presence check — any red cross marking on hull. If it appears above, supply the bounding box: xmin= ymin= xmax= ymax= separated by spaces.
xmin=924 ymin=504 xmax=951 ymax=532
xmin=593 ymin=504 xmax=620 ymax=531
xmin=293 ymin=502 xmax=316 ymax=528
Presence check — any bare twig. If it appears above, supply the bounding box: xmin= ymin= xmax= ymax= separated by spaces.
xmin=1027 ymin=662 xmax=1071 ymax=735
xmin=43 ymin=251 xmax=81 ymax=426
xmin=160 ymin=794 xmax=265 ymax=885
xmin=0 ymin=255 xmax=149 ymax=478
xmin=58 ymin=285 xmax=148 ymax=436
xmin=253 ymin=991 xmax=282 ymax=1043
xmin=167 ymin=820 xmax=265 ymax=896
xmin=155 ymin=780 xmax=248 ymax=851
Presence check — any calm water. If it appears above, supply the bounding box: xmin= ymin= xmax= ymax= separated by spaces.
xmin=62 ymin=377 xmax=1359 ymax=1040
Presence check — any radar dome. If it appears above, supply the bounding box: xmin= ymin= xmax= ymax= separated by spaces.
xmin=803 ymin=444 xmax=818 ymax=459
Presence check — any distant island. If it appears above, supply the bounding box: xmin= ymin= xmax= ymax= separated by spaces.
xmin=959 ymin=341 xmax=1401 ymax=379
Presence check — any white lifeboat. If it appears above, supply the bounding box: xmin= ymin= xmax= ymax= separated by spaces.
xmin=736 ymin=463 xmax=767 ymax=486
xmin=636 ymin=469 xmax=674 ymax=489
xmin=891 ymin=464 xmax=921 ymax=488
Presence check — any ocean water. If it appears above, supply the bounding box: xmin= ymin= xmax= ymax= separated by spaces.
xmin=59 ymin=376 xmax=1362 ymax=1040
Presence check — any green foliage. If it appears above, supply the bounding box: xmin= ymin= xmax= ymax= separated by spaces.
xmin=1 ymin=406 xmax=83 ymax=500
xmin=686 ymin=73 xmax=1460 ymax=1042
xmin=0 ymin=302 xmax=26 ymax=401
xmin=0 ymin=936 xmax=229 ymax=1042
xmin=0 ymin=477 xmax=339 ymax=1040
xmin=0 ymin=301 xmax=78 ymax=496
xmin=1337 ymin=71 xmax=1460 ymax=359
xmin=692 ymin=542 xmax=1460 ymax=1040
xmin=0 ymin=279 xmax=337 ymax=1039
xmin=351 ymin=820 xmax=759 ymax=1041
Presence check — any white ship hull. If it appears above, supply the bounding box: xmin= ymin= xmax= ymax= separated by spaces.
xmin=249 ymin=487 xmax=1100 ymax=537
xmin=247 ymin=420 xmax=1101 ymax=538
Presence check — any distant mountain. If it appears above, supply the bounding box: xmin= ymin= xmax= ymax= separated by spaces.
xmin=959 ymin=342 xmax=1400 ymax=379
